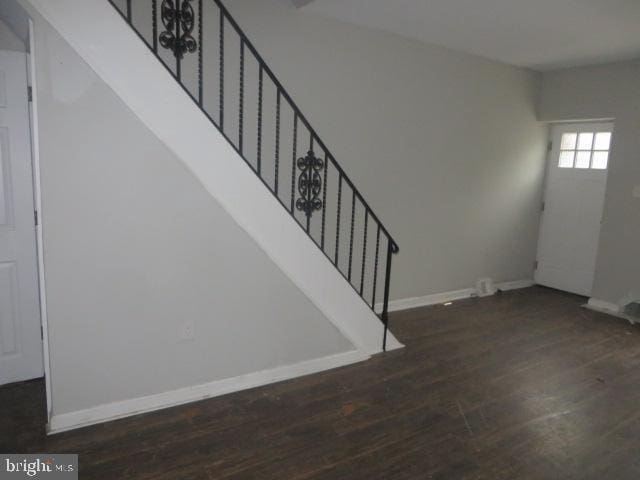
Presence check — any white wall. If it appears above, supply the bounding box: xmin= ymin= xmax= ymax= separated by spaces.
xmin=538 ymin=59 xmax=640 ymax=306
xmin=219 ymin=0 xmax=548 ymax=301
xmin=28 ymin=10 xmax=356 ymax=420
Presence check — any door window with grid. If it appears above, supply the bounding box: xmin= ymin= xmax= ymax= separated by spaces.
xmin=558 ymin=131 xmax=611 ymax=170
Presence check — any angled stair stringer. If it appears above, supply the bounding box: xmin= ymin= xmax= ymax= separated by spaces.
xmin=24 ymin=0 xmax=403 ymax=355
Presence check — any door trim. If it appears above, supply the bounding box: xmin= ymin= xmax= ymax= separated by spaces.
xmin=27 ymin=19 xmax=52 ymax=423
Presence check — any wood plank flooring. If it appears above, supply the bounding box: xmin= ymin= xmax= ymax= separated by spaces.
xmin=3 ymin=286 xmax=640 ymax=479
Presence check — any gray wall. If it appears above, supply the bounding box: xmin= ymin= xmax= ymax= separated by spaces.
xmin=214 ymin=0 xmax=548 ymax=300
xmin=538 ymin=59 xmax=640 ymax=306
xmin=30 ymin=11 xmax=354 ymax=415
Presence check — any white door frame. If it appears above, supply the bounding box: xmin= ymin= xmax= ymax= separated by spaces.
xmin=27 ymin=18 xmax=53 ymax=423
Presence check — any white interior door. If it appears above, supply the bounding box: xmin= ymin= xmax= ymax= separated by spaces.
xmin=0 ymin=50 xmax=43 ymax=385
xmin=535 ymin=122 xmax=613 ymax=297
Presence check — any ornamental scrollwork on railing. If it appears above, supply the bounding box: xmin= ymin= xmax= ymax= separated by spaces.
xmin=296 ymin=150 xmax=324 ymax=218
xmin=159 ymin=0 xmax=198 ymax=59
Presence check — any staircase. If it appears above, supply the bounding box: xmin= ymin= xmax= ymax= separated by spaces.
xmin=106 ymin=0 xmax=399 ymax=350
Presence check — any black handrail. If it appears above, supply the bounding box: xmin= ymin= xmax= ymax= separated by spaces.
xmin=109 ymin=0 xmax=399 ymax=350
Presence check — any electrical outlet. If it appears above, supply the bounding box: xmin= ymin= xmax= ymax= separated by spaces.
xmin=181 ymin=320 xmax=195 ymax=341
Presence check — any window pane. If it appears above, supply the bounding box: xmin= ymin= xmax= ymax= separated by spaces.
xmin=578 ymin=132 xmax=594 ymax=150
xmin=559 ymin=151 xmax=575 ymax=168
xmin=594 ymin=132 xmax=611 ymax=150
xmin=575 ymin=151 xmax=591 ymax=169
xmin=561 ymin=133 xmax=577 ymax=150
xmin=592 ymin=151 xmax=609 ymax=170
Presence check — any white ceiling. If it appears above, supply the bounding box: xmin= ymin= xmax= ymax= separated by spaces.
xmin=297 ymin=0 xmax=640 ymax=71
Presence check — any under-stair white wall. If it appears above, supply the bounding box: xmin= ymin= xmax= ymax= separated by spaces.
xmin=16 ymin=2 xmax=404 ymax=433
xmin=20 ymin=0 xmax=401 ymax=355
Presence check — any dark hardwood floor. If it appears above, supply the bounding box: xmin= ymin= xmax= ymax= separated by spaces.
xmin=3 ymin=286 xmax=640 ymax=479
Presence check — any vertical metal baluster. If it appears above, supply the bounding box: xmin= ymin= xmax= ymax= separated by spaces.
xmin=348 ymin=190 xmax=356 ymax=281
xmin=306 ymin=132 xmax=313 ymax=233
xmin=371 ymin=224 xmax=381 ymax=308
xmin=239 ymin=40 xmax=245 ymax=154
xmin=219 ymin=9 xmax=224 ymax=130
xmin=320 ymin=155 xmax=328 ymax=251
xmin=257 ymin=65 xmax=263 ymax=175
xmin=126 ymin=0 xmax=132 ymax=23
xmin=335 ymin=174 xmax=342 ymax=265
xmin=175 ymin=0 xmax=182 ymax=80
xmin=274 ymin=90 xmax=281 ymax=194
xmin=382 ymin=239 xmax=394 ymax=352
xmin=198 ymin=0 xmax=203 ymax=107
xmin=152 ymin=0 xmax=158 ymax=53
xmin=290 ymin=112 xmax=298 ymax=213
xmin=360 ymin=210 xmax=369 ymax=295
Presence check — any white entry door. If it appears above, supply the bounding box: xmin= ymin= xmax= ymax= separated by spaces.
xmin=0 ymin=50 xmax=43 ymax=385
xmin=535 ymin=122 xmax=613 ymax=297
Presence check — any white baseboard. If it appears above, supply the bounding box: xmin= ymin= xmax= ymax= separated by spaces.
xmin=497 ymin=279 xmax=536 ymax=292
xmin=47 ymin=349 xmax=368 ymax=435
xmin=386 ymin=288 xmax=476 ymax=312
xmin=384 ymin=279 xmax=535 ymax=313
xmin=586 ymin=298 xmax=621 ymax=315
xmin=585 ymin=297 xmax=640 ymax=325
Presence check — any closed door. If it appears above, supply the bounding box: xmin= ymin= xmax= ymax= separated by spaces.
xmin=535 ymin=122 xmax=613 ymax=297
xmin=0 ymin=50 xmax=43 ymax=385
